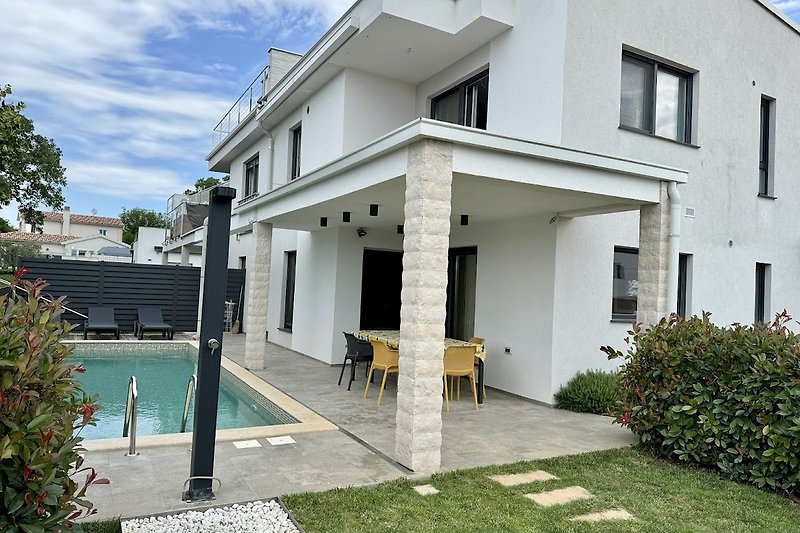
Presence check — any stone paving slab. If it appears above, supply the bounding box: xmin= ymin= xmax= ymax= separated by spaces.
xmin=570 ymin=508 xmax=635 ymax=522
xmin=525 ymin=486 xmax=594 ymax=507
xmin=413 ymin=484 xmax=440 ymax=496
xmin=488 ymin=470 xmax=558 ymax=487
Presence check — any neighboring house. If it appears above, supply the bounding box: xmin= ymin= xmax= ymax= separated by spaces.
xmin=2 ymin=207 xmax=129 ymax=260
xmin=162 ymin=189 xmax=213 ymax=266
xmin=198 ymin=0 xmax=800 ymax=472
xmin=135 ymin=226 xmax=201 ymax=266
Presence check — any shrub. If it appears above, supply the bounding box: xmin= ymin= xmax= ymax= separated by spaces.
xmin=602 ymin=311 xmax=800 ymax=495
xmin=0 ymin=274 xmax=106 ymax=532
xmin=0 ymin=241 xmax=41 ymax=271
xmin=554 ymin=370 xmax=622 ymax=415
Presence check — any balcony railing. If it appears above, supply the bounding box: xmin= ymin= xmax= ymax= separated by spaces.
xmin=212 ymin=66 xmax=269 ymax=148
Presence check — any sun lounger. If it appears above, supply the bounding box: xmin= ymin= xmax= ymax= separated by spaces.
xmin=84 ymin=307 xmax=120 ymax=339
xmin=134 ymin=307 xmax=174 ymax=340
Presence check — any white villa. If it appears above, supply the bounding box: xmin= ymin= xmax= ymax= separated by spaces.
xmin=2 ymin=208 xmax=129 ymax=261
xmin=168 ymin=0 xmax=800 ymax=472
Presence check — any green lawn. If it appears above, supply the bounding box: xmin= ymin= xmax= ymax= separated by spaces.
xmin=283 ymin=448 xmax=799 ymax=533
xmin=78 ymin=448 xmax=799 ymax=532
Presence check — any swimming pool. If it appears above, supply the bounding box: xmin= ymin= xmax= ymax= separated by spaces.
xmin=64 ymin=341 xmax=335 ymax=449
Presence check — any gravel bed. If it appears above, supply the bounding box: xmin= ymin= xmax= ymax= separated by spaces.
xmin=122 ymin=500 xmax=300 ymax=533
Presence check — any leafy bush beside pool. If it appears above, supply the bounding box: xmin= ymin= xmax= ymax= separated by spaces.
xmin=0 ymin=278 xmax=106 ymax=532
xmin=603 ymin=311 xmax=800 ymax=496
xmin=553 ymin=370 xmax=622 ymax=415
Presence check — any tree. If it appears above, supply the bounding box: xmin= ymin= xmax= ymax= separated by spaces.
xmin=119 ymin=207 xmax=168 ymax=244
xmin=0 ymin=217 xmax=14 ymax=233
xmin=184 ymin=176 xmax=226 ymax=195
xmin=0 ymin=84 xmax=67 ymax=227
xmin=0 ymin=240 xmax=40 ymax=271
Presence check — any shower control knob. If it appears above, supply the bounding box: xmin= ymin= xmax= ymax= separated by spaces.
xmin=208 ymin=338 xmax=221 ymax=351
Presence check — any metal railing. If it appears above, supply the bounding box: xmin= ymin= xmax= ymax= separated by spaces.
xmin=212 ymin=66 xmax=269 ymax=148
xmin=180 ymin=373 xmax=197 ymax=433
xmin=0 ymin=277 xmax=88 ymax=319
xmin=122 ymin=376 xmax=139 ymax=457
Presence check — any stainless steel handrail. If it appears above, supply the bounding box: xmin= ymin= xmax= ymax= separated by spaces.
xmin=180 ymin=373 xmax=197 ymax=433
xmin=122 ymin=376 xmax=139 ymax=456
xmin=0 ymin=277 xmax=88 ymax=319
xmin=211 ymin=65 xmax=269 ymax=148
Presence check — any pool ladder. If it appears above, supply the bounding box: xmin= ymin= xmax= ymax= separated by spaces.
xmin=122 ymin=376 xmax=138 ymax=457
xmin=180 ymin=374 xmax=197 ymax=433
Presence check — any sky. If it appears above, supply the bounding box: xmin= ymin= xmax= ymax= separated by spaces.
xmin=0 ymin=0 xmax=799 ymax=225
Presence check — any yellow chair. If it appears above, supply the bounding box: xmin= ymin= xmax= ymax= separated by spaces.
xmin=364 ymin=339 xmax=400 ymax=406
xmin=452 ymin=337 xmax=486 ymax=401
xmin=443 ymin=345 xmax=479 ymax=412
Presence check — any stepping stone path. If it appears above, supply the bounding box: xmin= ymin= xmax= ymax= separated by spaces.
xmin=569 ymin=508 xmax=635 ymax=522
xmin=525 ymin=486 xmax=594 ymax=507
xmin=484 ymin=469 xmax=635 ymax=523
xmin=488 ymin=470 xmax=558 ymax=486
xmin=413 ymin=484 xmax=440 ymax=496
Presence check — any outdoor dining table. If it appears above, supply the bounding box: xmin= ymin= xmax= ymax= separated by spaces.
xmin=353 ymin=329 xmax=487 ymax=404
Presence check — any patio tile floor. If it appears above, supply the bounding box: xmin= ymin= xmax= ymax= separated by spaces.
xmin=81 ymin=333 xmax=636 ymax=521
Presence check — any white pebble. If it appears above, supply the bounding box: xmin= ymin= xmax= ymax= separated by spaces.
xmin=123 ymin=500 xmax=300 ymax=533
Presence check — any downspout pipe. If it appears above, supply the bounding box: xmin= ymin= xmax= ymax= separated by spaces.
xmin=257 ymin=121 xmax=274 ymax=192
xmin=667 ymin=182 xmax=682 ymax=316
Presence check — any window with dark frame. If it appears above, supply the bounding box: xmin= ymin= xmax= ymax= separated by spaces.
xmin=755 ymin=262 xmax=770 ymax=323
xmin=431 ymin=70 xmax=489 ymax=130
xmin=620 ymin=51 xmax=692 ymax=143
xmin=612 ymin=247 xmax=639 ymax=320
xmin=677 ymin=253 xmax=692 ymax=318
xmin=244 ymin=155 xmax=259 ymax=197
xmin=759 ymin=96 xmax=774 ymax=196
xmin=282 ymin=251 xmax=297 ymax=330
xmin=290 ymin=125 xmax=302 ymax=180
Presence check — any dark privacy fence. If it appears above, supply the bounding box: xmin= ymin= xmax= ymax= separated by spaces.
xmin=18 ymin=258 xmax=245 ymax=332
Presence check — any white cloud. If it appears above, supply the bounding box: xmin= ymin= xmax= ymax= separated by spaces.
xmin=64 ymin=161 xmax=191 ymax=202
xmin=0 ymin=0 xmax=352 ymax=203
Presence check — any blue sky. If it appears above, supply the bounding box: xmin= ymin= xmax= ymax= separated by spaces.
xmin=0 ymin=0 xmax=798 ymax=223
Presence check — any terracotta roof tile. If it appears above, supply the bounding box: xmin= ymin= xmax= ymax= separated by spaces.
xmin=43 ymin=212 xmax=123 ymax=228
xmin=0 ymin=232 xmax=78 ymax=244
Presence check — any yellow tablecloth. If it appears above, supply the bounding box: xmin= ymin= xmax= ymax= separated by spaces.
xmin=354 ymin=330 xmax=486 ymax=361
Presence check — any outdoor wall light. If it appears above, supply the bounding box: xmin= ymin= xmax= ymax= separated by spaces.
xmin=357 ymin=227 xmax=367 ymax=238
xmin=320 ymin=217 xmax=328 ymax=227
xmin=460 ymin=214 xmax=469 ymax=226
xmin=397 ymin=225 xmax=404 ymax=235
xmin=369 ymin=204 xmax=379 ymax=216
xmin=342 ymin=211 xmax=351 ymax=223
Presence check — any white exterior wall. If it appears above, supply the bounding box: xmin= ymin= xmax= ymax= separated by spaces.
xmin=343 ymin=69 xmax=415 ymax=153
xmin=450 ymin=216 xmax=558 ymax=401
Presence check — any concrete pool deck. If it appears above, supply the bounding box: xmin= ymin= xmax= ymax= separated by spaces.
xmin=80 ymin=333 xmax=635 ymax=521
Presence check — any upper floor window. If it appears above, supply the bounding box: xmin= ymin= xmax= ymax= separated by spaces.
xmin=99 ymin=229 xmax=107 ymax=236
xmin=431 ymin=70 xmax=489 ymax=130
xmin=244 ymin=155 xmax=259 ymax=197
xmin=290 ymin=125 xmax=302 ymax=180
xmin=620 ymin=51 xmax=692 ymax=143
xmin=759 ymin=96 xmax=775 ymax=197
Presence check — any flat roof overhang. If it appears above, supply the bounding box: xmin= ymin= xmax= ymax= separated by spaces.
xmin=232 ymin=119 xmax=688 ymax=233
xmin=208 ymin=0 xmax=515 ymax=172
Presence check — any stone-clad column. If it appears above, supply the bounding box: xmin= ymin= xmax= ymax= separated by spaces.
xmin=637 ymin=182 xmax=670 ymax=325
xmin=395 ymin=140 xmax=452 ymax=473
xmin=244 ymin=222 xmax=273 ymax=370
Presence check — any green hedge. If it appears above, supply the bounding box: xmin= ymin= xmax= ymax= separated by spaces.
xmin=602 ymin=312 xmax=800 ymax=495
xmin=554 ymin=370 xmax=622 ymax=415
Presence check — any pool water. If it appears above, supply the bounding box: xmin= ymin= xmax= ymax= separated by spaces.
xmin=76 ymin=353 xmax=287 ymax=440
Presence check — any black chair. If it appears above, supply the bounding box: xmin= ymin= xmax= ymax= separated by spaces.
xmin=338 ymin=332 xmax=374 ymax=391
xmin=84 ymin=307 xmax=120 ymax=339
xmin=134 ymin=307 xmax=174 ymax=340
